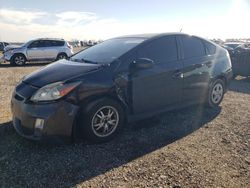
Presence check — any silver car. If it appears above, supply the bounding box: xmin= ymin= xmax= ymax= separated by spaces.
xmin=3 ymin=38 xmax=74 ymax=66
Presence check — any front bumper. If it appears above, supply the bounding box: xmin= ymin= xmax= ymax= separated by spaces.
xmin=0 ymin=54 xmax=4 ymax=63
xmin=3 ymin=51 xmax=13 ymax=61
xmin=11 ymin=93 xmax=79 ymax=141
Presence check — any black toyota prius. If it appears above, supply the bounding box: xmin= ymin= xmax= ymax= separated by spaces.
xmin=11 ymin=33 xmax=233 ymax=143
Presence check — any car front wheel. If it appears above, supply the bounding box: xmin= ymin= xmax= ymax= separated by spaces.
xmin=78 ymin=98 xmax=125 ymax=143
xmin=11 ymin=54 xmax=27 ymax=66
xmin=207 ymin=79 xmax=225 ymax=108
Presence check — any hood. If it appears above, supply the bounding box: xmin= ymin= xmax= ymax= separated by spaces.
xmin=23 ymin=59 xmax=104 ymax=87
xmin=4 ymin=44 xmax=21 ymax=51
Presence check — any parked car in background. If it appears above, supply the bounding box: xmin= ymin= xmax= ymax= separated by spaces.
xmin=223 ymin=42 xmax=244 ymax=50
xmin=3 ymin=38 xmax=73 ymax=66
xmin=11 ymin=33 xmax=232 ymax=143
xmin=86 ymin=40 xmax=97 ymax=46
xmin=222 ymin=42 xmax=245 ymax=55
xmin=68 ymin=40 xmax=81 ymax=47
xmin=230 ymin=47 xmax=250 ymax=78
xmin=0 ymin=42 xmax=9 ymax=52
xmin=222 ymin=42 xmax=250 ymax=78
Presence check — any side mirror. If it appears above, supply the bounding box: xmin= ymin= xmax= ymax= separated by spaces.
xmin=131 ymin=58 xmax=154 ymax=70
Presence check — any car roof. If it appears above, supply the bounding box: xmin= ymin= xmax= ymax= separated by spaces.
xmin=114 ymin=32 xmax=220 ymax=47
xmin=35 ymin=38 xmax=65 ymax=41
xmin=116 ymin=32 xmax=189 ymax=39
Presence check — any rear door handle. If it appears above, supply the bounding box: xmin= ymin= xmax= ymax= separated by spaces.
xmin=172 ymin=70 xmax=184 ymax=79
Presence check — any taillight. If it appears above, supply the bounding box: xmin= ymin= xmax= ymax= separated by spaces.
xmin=67 ymin=43 xmax=72 ymax=49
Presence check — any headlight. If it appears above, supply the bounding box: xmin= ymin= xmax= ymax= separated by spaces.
xmin=30 ymin=81 xmax=81 ymax=102
xmin=6 ymin=49 xmax=14 ymax=54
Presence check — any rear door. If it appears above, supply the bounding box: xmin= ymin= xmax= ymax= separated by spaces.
xmin=44 ymin=40 xmax=64 ymax=59
xmin=131 ymin=36 xmax=183 ymax=114
xmin=179 ymin=35 xmax=212 ymax=104
xmin=26 ymin=40 xmax=44 ymax=60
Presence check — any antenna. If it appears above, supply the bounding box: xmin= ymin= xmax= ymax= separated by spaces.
xmin=180 ymin=28 xmax=183 ymax=32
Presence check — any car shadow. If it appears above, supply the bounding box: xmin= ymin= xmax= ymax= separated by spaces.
xmin=0 ymin=121 xmax=14 ymax=135
xmin=0 ymin=105 xmax=221 ymax=187
xmin=0 ymin=62 xmax=50 ymax=68
xmin=229 ymin=76 xmax=250 ymax=95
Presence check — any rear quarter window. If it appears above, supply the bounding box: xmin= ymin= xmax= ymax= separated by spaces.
xmin=181 ymin=36 xmax=206 ymax=59
xmin=48 ymin=40 xmax=65 ymax=47
xmin=54 ymin=41 xmax=65 ymax=47
xmin=203 ymin=40 xmax=216 ymax=55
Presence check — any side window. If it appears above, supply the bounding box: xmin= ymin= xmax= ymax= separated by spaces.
xmin=203 ymin=40 xmax=216 ymax=55
xmin=28 ymin=41 xmax=41 ymax=48
xmin=51 ymin=40 xmax=65 ymax=47
xmin=42 ymin=40 xmax=52 ymax=47
xmin=182 ymin=36 xmax=206 ymax=59
xmin=137 ymin=36 xmax=178 ymax=63
xmin=57 ymin=41 xmax=65 ymax=46
xmin=50 ymin=40 xmax=57 ymax=46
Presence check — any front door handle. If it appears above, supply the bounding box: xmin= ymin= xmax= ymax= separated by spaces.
xmin=205 ymin=61 xmax=213 ymax=68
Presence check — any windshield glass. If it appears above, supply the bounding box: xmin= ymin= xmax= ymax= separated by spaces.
xmin=21 ymin=41 xmax=32 ymax=47
xmin=71 ymin=38 xmax=145 ymax=64
xmin=224 ymin=43 xmax=242 ymax=49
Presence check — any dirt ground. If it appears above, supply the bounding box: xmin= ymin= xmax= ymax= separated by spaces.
xmin=0 ymin=62 xmax=249 ymax=188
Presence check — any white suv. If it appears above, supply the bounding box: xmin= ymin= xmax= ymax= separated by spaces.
xmin=4 ymin=38 xmax=74 ymax=66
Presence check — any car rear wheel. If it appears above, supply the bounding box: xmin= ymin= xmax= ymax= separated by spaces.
xmin=207 ymin=79 xmax=225 ymax=108
xmin=78 ymin=98 xmax=125 ymax=143
xmin=11 ymin=54 xmax=26 ymax=66
xmin=56 ymin=53 xmax=68 ymax=60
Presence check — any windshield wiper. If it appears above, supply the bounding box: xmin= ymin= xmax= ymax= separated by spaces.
xmin=81 ymin=58 xmax=99 ymax=64
xmin=69 ymin=58 xmax=111 ymax=67
xmin=70 ymin=58 xmax=99 ymax=64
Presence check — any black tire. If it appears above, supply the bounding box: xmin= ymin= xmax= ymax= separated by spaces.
xmin=207 ymin=79 xmax=225 ymax=108
xmin=232 ymin=73 xmax=237 ymax=79
xmin=10 ymin=54 xmax=26 ymax=66
xmin=78 ymin=98 xmax=125 ymax=143
xmin=56 ymin=53 xmax=68 ymax=60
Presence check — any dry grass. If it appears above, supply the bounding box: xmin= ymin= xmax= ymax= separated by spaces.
xmin=0 ymin=65 xmax=43 ymax=123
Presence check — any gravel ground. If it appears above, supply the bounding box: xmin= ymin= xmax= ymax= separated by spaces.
xmin=0 ymin=63 xmax=249 ymax=188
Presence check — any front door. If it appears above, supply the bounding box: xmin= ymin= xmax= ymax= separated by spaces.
xmin=26 ymin=40 xmax=44 ymax=60
xmin=130 ymin=36 xmax=183 ymax=114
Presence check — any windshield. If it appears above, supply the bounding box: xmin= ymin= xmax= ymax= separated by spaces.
xmin=21 ymin=40 xmax=32 ymax=47
xmin=71 ymin=37 xmax=145 ymax=64
xmin=224 ymin=43 xmax=242 ymax=49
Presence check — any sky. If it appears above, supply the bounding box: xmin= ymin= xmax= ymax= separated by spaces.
xmin=0 ymin=0 xmax=250 ymax=42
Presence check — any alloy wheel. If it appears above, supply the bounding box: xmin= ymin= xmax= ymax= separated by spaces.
xmin=58 ymin=54 xmax=67 ymax=59
xmin=211 ymin=83 xmax=224 ymax=104
xmin=91 ymin=106 xmax=119 ymax=137
xmin=15 ymin=56 xmax=25 ymax=65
